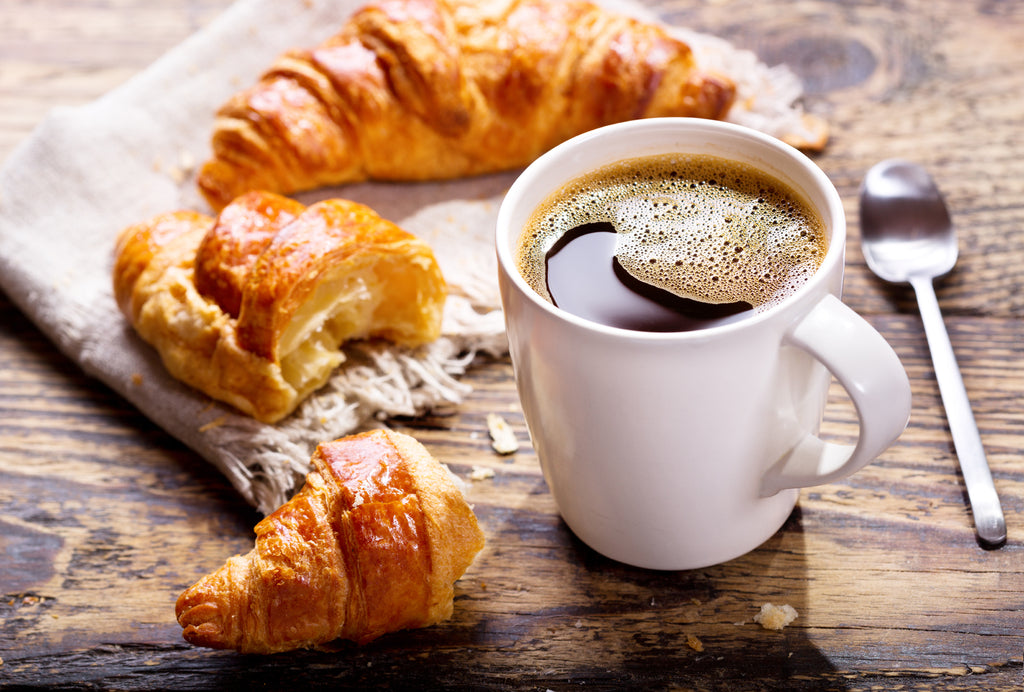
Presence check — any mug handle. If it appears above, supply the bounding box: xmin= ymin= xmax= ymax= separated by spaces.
xmin=760 ymin=294 xmax=912 ymax=496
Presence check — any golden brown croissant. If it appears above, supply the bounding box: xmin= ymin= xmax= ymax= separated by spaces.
xmin=112 ymin=190 xmax=446 ymax=423
xmin=197 ymin=0 xmax=736 ymax=209
xmin=176 ymin=429 xmax=485 ymax=653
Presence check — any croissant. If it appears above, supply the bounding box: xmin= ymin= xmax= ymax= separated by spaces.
xmin=112 ymin=190 xmax=446 ymax=423
xmin=197 ymin=0 xmax=736 ymax=210
xmin=176 ymin=429 xmax=485 ymax=653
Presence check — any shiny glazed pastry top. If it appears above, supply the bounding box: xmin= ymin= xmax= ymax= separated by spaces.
xmin=197 ymin=0 xmax=736 ymax=209
xmin=112 ymin=190 xmax=446 ymax=423
xmin=175 ymin=429 xmax=486 ymax=653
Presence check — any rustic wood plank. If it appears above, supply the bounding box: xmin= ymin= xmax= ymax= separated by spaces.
xmin=2 ymin=0 xmax=1023 ymax=689
xmin=4 ymin=298 xmax=1021 ymax=688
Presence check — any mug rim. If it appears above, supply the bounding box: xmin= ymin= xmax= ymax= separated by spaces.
xmin=495 ymin=117 xmax=846 ymax=341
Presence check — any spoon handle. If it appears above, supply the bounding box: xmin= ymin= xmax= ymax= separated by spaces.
xmin=910 ymin=275 xmax=1006 ymax=546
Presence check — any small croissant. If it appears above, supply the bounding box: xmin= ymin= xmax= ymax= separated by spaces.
xmin=176 ymin=429 xmax=485 ymax=653
xmin=112 ymin=190 xmax=446 ymax=423
xmin=197 ymin=0 xmax=736 ymax=209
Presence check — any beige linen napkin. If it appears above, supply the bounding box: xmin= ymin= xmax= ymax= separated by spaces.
xmin=0 ymin=0 xmax=821 ymax=514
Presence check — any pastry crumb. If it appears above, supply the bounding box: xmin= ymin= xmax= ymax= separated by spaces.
xmin=486 ymin=413 xmax=519 ymax=455
xmin=166 ymin=150 xmax=196 ymax=184
xmin=131 ymin=372 xmax=143 ymax=386
xmin=469 ymin=465 xmax=495 ymax=481
xmin=686 ymin=633 xmax=704 ymax=652
xmin=198 ymin=416 xmax=228 ymax=433
xmin=753 ymin=602 xmax=798 ymax=631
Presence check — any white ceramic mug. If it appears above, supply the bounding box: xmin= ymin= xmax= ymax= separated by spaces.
xmin=496 ymin=118 xmax=912 ymax=570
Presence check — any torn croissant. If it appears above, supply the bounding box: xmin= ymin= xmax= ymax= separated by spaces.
xmin=198 ymin=0 xmax=736 ymax=209
xmin=112 ymin=190 xmax=446 ymax=423
xmin=176 ymin=429 xmax=485 ymax=653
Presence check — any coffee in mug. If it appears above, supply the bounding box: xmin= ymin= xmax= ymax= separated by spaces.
xmin=516 ymin=154 xmax=827 ymax=332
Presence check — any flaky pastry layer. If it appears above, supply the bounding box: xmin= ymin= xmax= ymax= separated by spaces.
xmin=112 ymin=191 xmax=446 ymax=423
xmin=175 ymin=429 xmax=485 ymax=653
xmin=197 ymin=0 xmax=736 ymax=209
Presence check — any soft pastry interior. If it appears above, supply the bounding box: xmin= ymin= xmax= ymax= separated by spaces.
xmin=112 ymin=190 xmax=446 ymax=423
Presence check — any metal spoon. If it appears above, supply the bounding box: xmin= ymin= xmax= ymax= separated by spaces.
xmin=859 ymin=159 xmax=1006 ymax=547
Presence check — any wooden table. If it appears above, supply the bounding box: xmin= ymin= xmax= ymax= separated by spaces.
xmin=2 ymin=0 xmax=1022 ymax=689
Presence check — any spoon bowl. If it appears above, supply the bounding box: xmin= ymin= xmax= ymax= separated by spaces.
xmin=859 ymin=159 xmax=1006 ymax=547
xmin=860 ymin=159 xmax=958 ymax=283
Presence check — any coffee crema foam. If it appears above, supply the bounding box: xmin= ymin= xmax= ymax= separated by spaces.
xmin=518 ymin=153 xmax=827 ymax=313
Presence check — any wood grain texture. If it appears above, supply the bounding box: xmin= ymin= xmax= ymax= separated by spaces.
xmin=2 ymin=0 xmax=1023 ymax=689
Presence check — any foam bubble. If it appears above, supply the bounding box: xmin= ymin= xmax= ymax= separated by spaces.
xmin=517 ymin=154 xmax=825 ymax=311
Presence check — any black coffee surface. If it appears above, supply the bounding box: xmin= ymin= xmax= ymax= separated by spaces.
xmin=517 ymin=153 xmax=826 ymax=332
xmin=545 ymin=222 xmax=753 ymax=332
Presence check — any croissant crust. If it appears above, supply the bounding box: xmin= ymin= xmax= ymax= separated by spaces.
xmin=197 ymin=0 xmax=736 ymax=209
xmin=175 ymin=429 xmax=485 ymax=653
xmin=112 ymin=190 xmax=446 ymax=423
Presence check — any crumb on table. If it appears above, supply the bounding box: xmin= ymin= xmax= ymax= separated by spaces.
xmin=753 ymin=602 xmax=798 ymax=631
xmin=469 ymin=465 xmax=495 ymax=481
xmin=486 ymin=413 xmax=519 ymax=455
